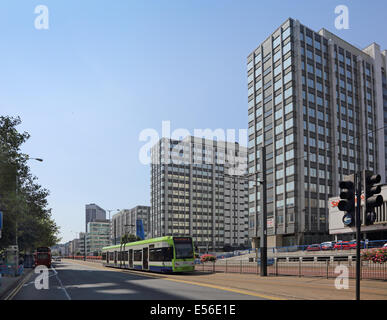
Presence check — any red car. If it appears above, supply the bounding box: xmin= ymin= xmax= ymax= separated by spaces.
xmin=306 ymin=244 xmax=321 ymax=251
xmin=334 ymin=241 xmax=351 ymax=250
xmin=348 ymin=240 xmax=365 ymax=249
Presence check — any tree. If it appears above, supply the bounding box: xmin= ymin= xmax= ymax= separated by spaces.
xmin=121 ymin=234 xmax=141 ymax=244
xmin=0 ymin=116 xmax=60 ymax=252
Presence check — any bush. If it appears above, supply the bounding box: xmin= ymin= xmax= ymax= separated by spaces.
xmin=361 ymin=248 xmax=387 ymax=264
xmin=200 ymin=254 xmax=217 ymax=263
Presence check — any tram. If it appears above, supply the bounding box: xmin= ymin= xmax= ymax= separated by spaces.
xmin=102 ymin=236 xmax=195 ymax=273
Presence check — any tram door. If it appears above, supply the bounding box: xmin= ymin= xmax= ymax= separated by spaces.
xmin=114 ymin=251 xmax=117 ymax=265
xmin=129 ymin=249 xmax=133 ymax=268
xmin=143 ymin=247 xmax=149 ymax=270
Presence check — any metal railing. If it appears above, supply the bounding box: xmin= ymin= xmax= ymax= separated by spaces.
xmin=211 ymin=240 xmax=387 ymax=260
xmin=195 ymin=259 xmax=387 ymax=280
xmin=65 ymin=256 xmax=102 ymax=263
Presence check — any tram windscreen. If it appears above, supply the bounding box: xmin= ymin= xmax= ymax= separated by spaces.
xmin=173 ymin=237 xmax=194 ymax=259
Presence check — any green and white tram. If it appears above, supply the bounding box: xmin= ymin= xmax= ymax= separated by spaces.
xmin=101 ymin=236 xmax=195 ymax=273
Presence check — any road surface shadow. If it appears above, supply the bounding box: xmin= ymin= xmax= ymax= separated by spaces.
xmin=52 ymin=262 xmax=189 ymax=300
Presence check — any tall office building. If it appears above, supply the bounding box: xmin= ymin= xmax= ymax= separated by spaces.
xmin=150 ymin=136 xmax=249 ymax=252
xmin=85 ymin=203 xmax=106 ymax=232
xmin=86 ymin=220 xmax=111 ymax=256
xmin=111 ymin=206 xmax=151 ymax=244
xmin=247 ymin=18 xmax=387 ymax=247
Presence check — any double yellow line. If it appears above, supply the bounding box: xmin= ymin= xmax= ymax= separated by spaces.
xmin=3 ymin=270 xmax=34 ymax=300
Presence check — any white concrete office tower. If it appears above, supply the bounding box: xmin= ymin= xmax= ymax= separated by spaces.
xmin=150 ymin=136 xmax=249 ymax=252
xmin=85 ymin=203 xmax=106 ymax=232
xmin=247 ymin=18 xmax=387 ymax=247
xmin=111 ymin=206 xmax=151 ymax=244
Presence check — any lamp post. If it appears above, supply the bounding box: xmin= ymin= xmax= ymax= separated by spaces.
xmin=219 ymin=146 xmax=266 ymax=276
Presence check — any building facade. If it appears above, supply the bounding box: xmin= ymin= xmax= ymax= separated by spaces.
xmin=111 ymin=206 xmax=150 ymax=245
xmin=79 ymin=232 xmax=86 ymax=256
xmin=85 ymin=203 xmax=106 ymax=232
xmin=150 ymin=136 xmax=249 ymax=252
xmin=68 ymin=238 xmax=80 ymax=256
xmin=86 ymin=220 xmax=110 ymax=256
xmin=247 ymin=18 xmax=387 ymax=247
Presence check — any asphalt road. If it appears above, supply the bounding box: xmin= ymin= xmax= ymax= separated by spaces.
xmin=12 ymin=261 xmax=263 ymax=300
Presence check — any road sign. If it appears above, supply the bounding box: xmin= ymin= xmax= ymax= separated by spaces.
xmin=342 ymin=213 xmax=354 ymax=226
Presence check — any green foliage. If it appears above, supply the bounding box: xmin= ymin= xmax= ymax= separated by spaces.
xmin=0 ymin=116 xmax=61 ymax=252
xmin=121 ymin=234 xmax=141 ymax=244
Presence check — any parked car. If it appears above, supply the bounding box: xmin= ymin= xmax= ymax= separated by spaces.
xmin=348 ymin=240 xmax=365 ymax=249
xmin=306 ymin=244 xmax=321 ymax=251
xmin=320 ymin=241 xmax=336 ymax=250
xmin=334 ymin=241 xmax=351 ymax=250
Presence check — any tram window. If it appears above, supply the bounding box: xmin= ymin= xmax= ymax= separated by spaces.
xmin=149 ymin=248 xmax=160 ymax=261
xmin=163 ymin=247 xmax=173 ymax=261
xmin=149 ymin=247 xmax=173 ymax=261
xmin=123 ymin=251 xmax=128 ymax=261
xmin=134 ymin=250 xmax=142 ymax=261
xmin=109 ymin=252 xmax=114 ymax=261
xmin=102 ymin=253 xmax=107 ymax=261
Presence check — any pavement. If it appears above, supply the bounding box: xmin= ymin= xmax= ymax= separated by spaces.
xmin=0 ymin=268 xmax=35 ymax=300
xmin=61 ymin=259 xmax=387 ymax=300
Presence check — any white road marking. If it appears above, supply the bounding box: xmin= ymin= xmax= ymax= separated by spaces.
xmin=51 ymin=265 xmax=71 ymax=300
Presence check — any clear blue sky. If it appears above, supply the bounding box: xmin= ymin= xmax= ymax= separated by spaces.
xmin=1 ymin=0 xmax=386 ymax=243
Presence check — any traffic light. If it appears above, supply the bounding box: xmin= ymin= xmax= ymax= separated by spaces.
xmin=363 ymin=170 xmax=383 ymax=225
xmin=338 ymin=174 xmax=355 ymax=227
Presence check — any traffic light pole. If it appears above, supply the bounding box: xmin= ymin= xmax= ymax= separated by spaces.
xmin=259 ymin=146 xmax=267 ymax=276
xmin=355 ymin=172 xmax=361 ymax=301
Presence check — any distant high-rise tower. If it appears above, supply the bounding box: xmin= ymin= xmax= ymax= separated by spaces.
xmin=85 ymin=203 xmax=106 ymax=232
xmin=150 ymin=136 xmax=249 ymax=252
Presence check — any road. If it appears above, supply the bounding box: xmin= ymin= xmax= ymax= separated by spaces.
xmin=12 ymin=260 xmax=263 ymax=300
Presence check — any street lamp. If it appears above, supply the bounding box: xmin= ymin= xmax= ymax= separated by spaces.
xmin=27 ymin=157 xmax=43 ymax=162
xmin=220 ymin=146 xmax=267 ymax=276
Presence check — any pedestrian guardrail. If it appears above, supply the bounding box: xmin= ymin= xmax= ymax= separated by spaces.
xmin=195 ymin=259 xmax=386 ymax=280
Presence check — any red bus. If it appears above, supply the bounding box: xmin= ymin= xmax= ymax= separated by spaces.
xmin=34 ymin=247 xmax=52 ymax=268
